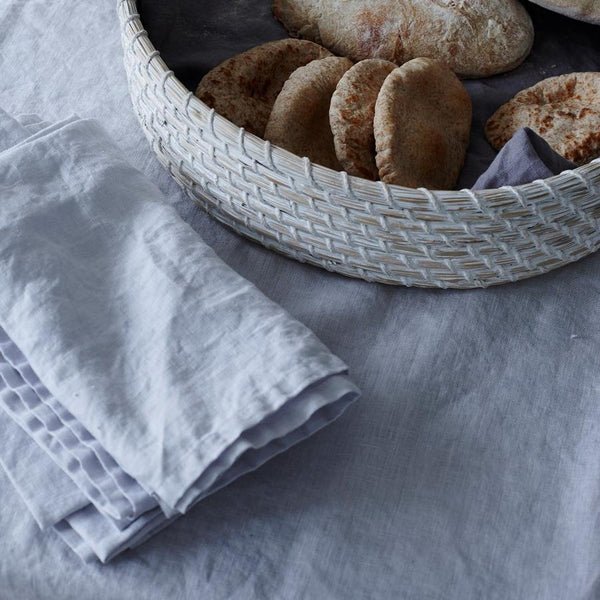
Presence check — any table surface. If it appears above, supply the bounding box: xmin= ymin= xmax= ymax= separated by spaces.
xmin=1 ymin=2 xmax=600 ymax=599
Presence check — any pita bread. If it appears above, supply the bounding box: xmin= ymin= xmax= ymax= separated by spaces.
xmin=330 ymin=59 xmax=397 ymax=180
xmin=528 ymin=0 xmax=600 ymax=25
xmin=374 ymin=57 xmax=472 ymax=189
xmin=195 ymin=39 xmax=332 ymax=137
xmin=485 ymin=72 xmax=600 ymax=166
xmin=264 ymin=56 xmax=353 ymax=170
xmin=272 ymin=0 xmax=534 ymax=78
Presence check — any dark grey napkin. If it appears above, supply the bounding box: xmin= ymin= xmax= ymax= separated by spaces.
xmin=472 ymin=127 xmax=576 ymax=189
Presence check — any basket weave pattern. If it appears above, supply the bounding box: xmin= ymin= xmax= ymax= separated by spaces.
xmin=118 ymin=0 xmax=600 ymax=288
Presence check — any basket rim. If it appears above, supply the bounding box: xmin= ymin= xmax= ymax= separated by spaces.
xmin=117 ymin=0 xmax=600 ymax=203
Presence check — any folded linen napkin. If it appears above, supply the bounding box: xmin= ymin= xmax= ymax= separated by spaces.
xmin=472 ymin=127 xmax=576 ymax=189
xmin=0 ymin=107 xmax=360 ymax=562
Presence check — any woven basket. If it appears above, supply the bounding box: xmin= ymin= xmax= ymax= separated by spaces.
xmin=117 ymin=0 xmax=600 ymax=289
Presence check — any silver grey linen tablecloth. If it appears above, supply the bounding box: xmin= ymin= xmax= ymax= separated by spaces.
xmin=1 ymin=1 xmax=600 ymax=599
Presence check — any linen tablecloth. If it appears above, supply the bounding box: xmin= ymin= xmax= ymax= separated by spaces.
xmin=1 ymin=1 xmax=600 ymax=599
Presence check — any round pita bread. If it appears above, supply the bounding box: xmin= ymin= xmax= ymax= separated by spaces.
xmin=373 ymin=58 xmax=472 ymax=189
xmin=330 ymin=59 xmax=397 ymax=180
xmin=195 ymin=39 xmax=332 ymax=137
xmin=528 ymin=0 xmax=600 ymax=24
xmin=273 ymin=0 xmax=534 ymax=78
xmin=485 ymin=72 xmax=600 ymax=166
xmin=264 ymin=56 xmax=353 ymax=170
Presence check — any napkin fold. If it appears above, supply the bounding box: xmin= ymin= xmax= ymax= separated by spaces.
xmin=473 ymin=127 xmax=576 ymax=189
xmin=0 ymin=109 xmax=573 ymax=564
xmin=0 ymin=107 xmax=359 ymax=562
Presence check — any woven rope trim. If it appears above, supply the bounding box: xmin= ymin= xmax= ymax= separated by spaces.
xmin=117 ymin=0 xmax=600 ymax=288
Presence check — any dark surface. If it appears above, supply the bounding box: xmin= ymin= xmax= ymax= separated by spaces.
xmin=136 ymin=0 xmax=600 ymax=186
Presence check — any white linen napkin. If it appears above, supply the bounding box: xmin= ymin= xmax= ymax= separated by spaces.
xmin=0 ymin=107 xmax=359 ymax=562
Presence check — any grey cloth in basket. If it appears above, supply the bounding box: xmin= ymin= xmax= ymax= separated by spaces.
xmin=472 ymin=128 xmax=576 ymax=189
xmin=2 ymin=1 xmax=600 ymax=599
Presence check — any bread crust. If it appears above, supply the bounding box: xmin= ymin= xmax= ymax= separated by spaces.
xmin=529 ymin=0 xmax=600 ymax=24
xmin=273 ymin=0 xmax=534 ymax=78
xmin=195 ymin=39 xmax=332 ymax=137
xmin=265 ymin=57 xmax=353 ymax=170
xmin=374 ymin=58 xmax=472 ymax=189
xmin=330 ymin=59 xmax=397 ymax=180
xmin=485 ymin=72 xmax=600 ymax=166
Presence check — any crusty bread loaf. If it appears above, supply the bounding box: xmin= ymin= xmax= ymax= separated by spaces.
xmin=273 ymin=0 xmax=534 ymax=78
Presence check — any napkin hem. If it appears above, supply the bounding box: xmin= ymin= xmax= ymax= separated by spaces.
xmin=154 ymin=354 xmax=350 ymax=511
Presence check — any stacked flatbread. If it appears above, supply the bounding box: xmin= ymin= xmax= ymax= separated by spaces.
xmin=328 ymin=57 xmax=472 ymax=188
xmin=194 ymin=2 xmax=599 ymax=192
xmin=196 ymin=41 xmax=472 ymax=189
xmin=265 ymin=56 xmax=353 ymax=171
xmin=330 ymin=59 xmax=397 ymax=180
xmin=372 ymin=58 xmax=472 ymax=189
xmin=195 ymin=39 xmax=332 ymax=137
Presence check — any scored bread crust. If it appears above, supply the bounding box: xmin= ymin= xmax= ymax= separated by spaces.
xmin=195 ymin=39 xmax=332 ymax=137
xmin=485 ymin=72 xmax=600 ymax=166
xmin=273 ymin=0 xmax=534 ymax=78
xmin=374 ymin=57 xmax=472 ymax=189
xmin=528 ymin=0 xmax=600 ymax=24
xmin=264 ymin=56 xmax=353 ymax=170
xmin=330 ymin=59 xmax=397 ymax=180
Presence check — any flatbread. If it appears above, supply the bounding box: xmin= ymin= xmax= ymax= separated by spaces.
xmin=264 ymin=56 xmax=353 ymax=170
xmin=330 ymin=59 xmax=397 ymax=180
xmin=485 ymin=72 xmax=600 ymax=166
xmin=528 ymin=0 xmax=600 ymax=24
xmin=374 ymin=57 xmax=472 ymax=189
xmin=195 ymin=39 xmax=332 ymax=137
xmin=273 ymin=0 xmax=534 ymax=78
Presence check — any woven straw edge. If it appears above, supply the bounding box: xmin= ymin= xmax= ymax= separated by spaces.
xmin=117 ymin=0 xmax=600 ymax=288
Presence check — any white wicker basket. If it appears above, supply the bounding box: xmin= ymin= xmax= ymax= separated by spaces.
xmin=118 ymin=0 xmax=600 ymax=289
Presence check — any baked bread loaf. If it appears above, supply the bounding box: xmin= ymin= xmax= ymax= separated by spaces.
xmin=528 ymin=0 xmax=600 ymax=24
xmin=485 ymin=72 xmax=600 ymax=166
xmin=330 ymin=59 xmax=397 ymax=180
xmin=195 ymin=39 xmax=332 ymax=137
xmin=264 ymin=57 xmax=353 ymax=170
xmin=273 ymin=0 xmax=534 ymax=78
xmin=374 ymin=57 xmax=472 ymax=189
